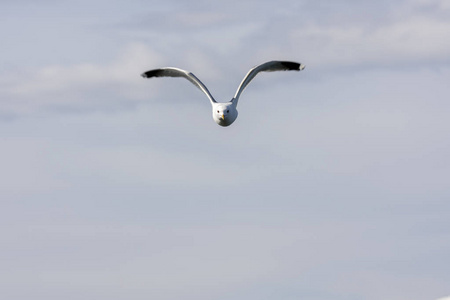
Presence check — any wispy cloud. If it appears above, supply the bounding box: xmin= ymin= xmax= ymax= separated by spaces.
xmin=288 ymin=14 xmax=450 ymax=70
xmin=1 ymin=2 xmax=450 ymax=300
xmin=0 ymin=44 xmax=162 ymax=115
xmin=2 ymin=0 xmax=449 ymax=117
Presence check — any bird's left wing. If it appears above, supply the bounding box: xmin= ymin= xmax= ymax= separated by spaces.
xmin=141 ymin=67 xmax=217 ymax=104
xmin=232 ymin=61 xmax=305 ymax=105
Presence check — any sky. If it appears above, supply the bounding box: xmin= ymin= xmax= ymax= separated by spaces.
xmin=1 ymin=0 xmax=449 ymax=299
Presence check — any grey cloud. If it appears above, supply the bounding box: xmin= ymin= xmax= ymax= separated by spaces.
xmin=1 ymin=1 xmax=450 ymax=300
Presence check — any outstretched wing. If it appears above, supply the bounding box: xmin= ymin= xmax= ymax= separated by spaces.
xmin=233 ymin=61 xmax=305 ymax=105
xmin=141 ymin=67 xmax=216 ymax=104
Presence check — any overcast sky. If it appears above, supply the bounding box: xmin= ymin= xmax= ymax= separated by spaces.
xmin=1 ymin=1 xmax=449 ymax=300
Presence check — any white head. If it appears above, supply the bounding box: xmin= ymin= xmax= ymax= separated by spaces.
xmin=212 ymin=102 xmax=238 ymax=127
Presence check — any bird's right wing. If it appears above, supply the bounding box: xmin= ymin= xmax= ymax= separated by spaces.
xmin=141 ymin=67 xmax=217 ymax=104
xmin=233 ymin=61 xmax=305 ymax=105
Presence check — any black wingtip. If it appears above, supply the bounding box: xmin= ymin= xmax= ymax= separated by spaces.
xmin=280 ymin=61 xmax=302 ymax=71
xmin=141 ymin=69 xmax=163 ymax=78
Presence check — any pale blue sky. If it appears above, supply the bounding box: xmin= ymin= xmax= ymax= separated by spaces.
xmin=1 ymin=1 xmax=449 ymax=300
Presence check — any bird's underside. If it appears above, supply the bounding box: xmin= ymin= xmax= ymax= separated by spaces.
xmin=141 ymin=60 xmax=305 ymax=126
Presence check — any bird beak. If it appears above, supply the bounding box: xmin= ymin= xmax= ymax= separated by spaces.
xmin=221 ymin=114 xmax=225 ymax=120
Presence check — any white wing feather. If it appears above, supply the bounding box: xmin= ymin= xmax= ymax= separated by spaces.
xmin=233 ymin=61 xmax=305 ymax=105
xmin=141 ymin=67 xmax=217 ymax=105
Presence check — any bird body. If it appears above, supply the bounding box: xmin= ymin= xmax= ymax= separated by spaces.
xmin=141 ymin=61 xmax=305 ymax=126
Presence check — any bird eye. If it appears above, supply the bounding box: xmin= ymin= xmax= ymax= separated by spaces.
xmin=227 ymin=110 xmax=229 ymax=113
xmin=217 ymin=110 xmax=219 ymax=113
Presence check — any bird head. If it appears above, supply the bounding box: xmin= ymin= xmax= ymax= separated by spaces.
xmin=215 ymin=105 xmax=229 ymax=121
xmin=212 ymin=103 xmax=238 ymax=127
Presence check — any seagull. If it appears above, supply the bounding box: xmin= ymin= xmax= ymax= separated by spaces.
xmin=141 ymin=60 xmax=305 ymax=127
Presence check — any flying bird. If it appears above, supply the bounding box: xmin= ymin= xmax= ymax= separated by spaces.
xmin=141 ymin=60 xmax=305 ymax=127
